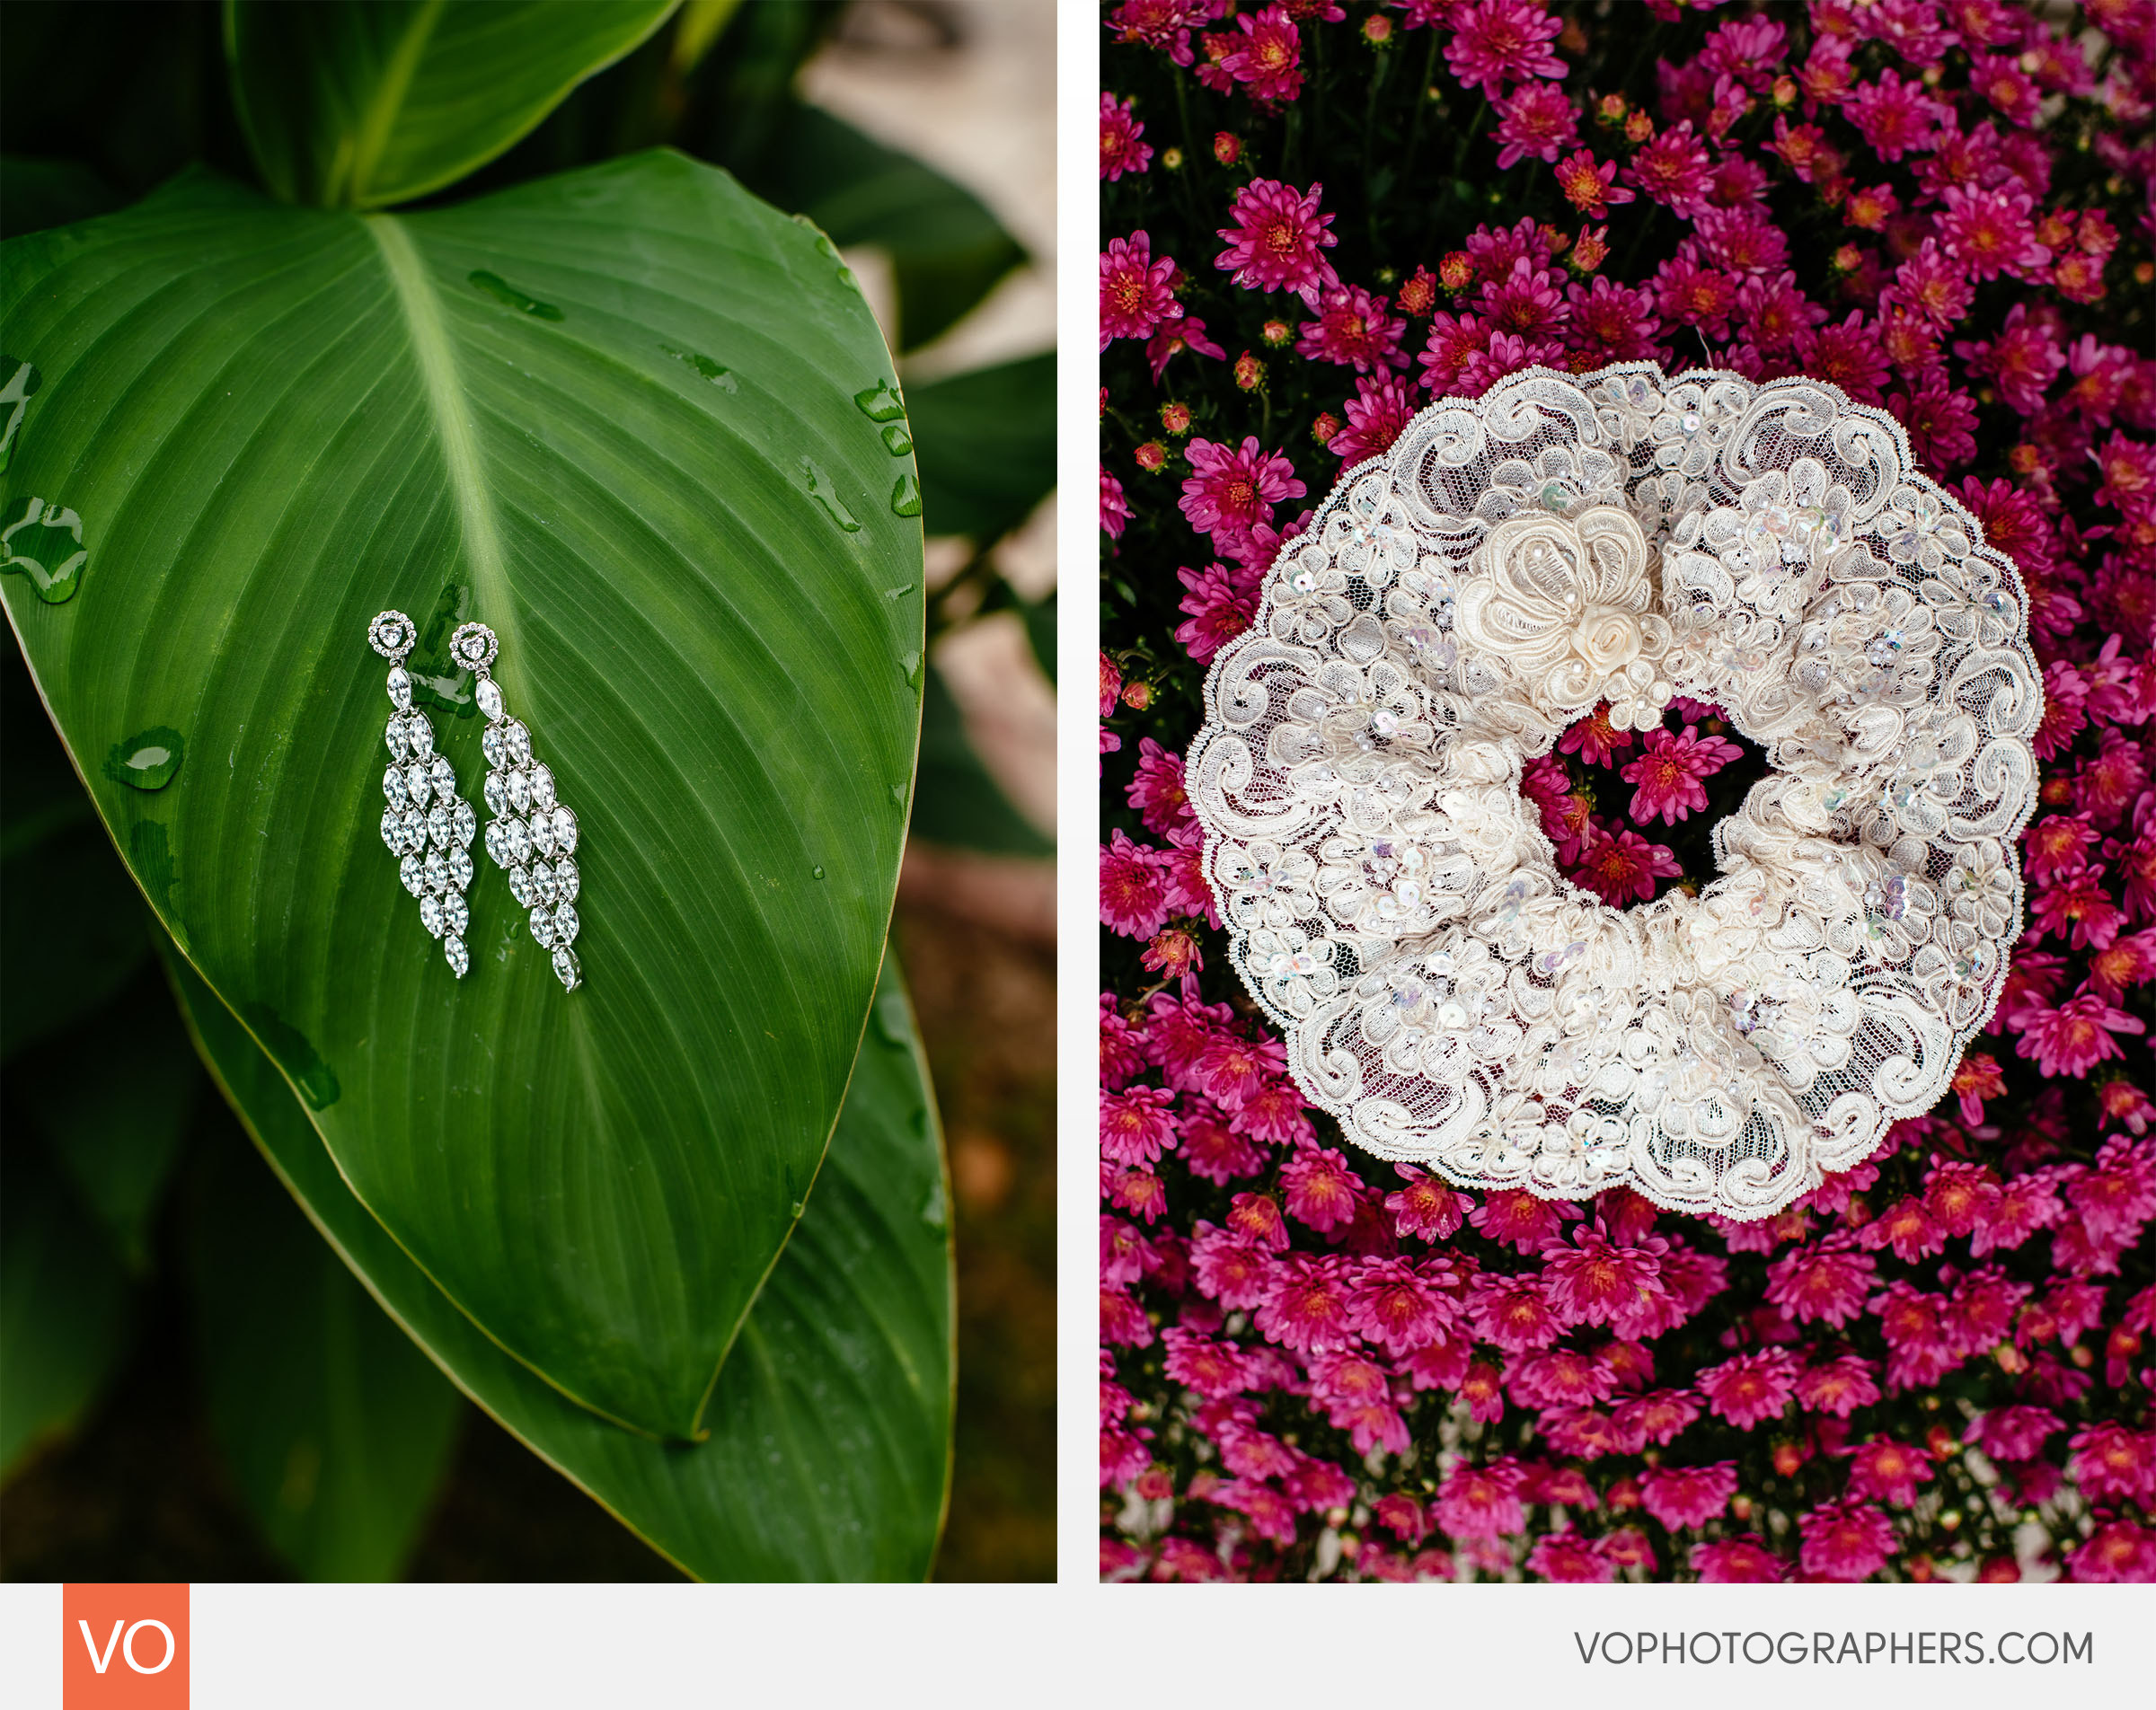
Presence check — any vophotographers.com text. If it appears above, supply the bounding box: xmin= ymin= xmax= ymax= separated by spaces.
xmin=1573 ymin=1630 xmax=2094 ymax=1666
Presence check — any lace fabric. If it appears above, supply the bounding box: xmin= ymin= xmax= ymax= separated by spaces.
xmin=1186 ymin=362 xmax=2043 ymax=1220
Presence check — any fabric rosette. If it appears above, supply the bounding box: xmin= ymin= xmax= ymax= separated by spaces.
xmin=1186 ymin=362 xmax=2042 ymax=1220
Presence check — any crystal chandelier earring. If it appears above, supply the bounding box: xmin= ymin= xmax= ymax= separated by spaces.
xmin=367 ymin=611 xmax=476 ymax=978
xmin=448 ymin=621 xmax=584 ymax=992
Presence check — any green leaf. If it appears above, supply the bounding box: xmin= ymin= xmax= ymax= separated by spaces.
xmin=187 ymin=1124 xmax=464 ymax=1581
xmin=0 ymin=1136 xmax=131 ymax=1477
xmin=2 ymin=152 xmax=925 ymax=1440
xmin=17 ymin=969 xmax=201 ymax=1273
xmin=225 ymin=0 xmax=678 ymax=208
xmin=906 ymin=353 xmax=1056 ymax=541
xmin=168 ymin=942 xmax=955 ymax=1580
xmin=739 ymin=104 xmax=1025 ymax=354
xmin=911 ymin=661 xmax=1050 ymax=859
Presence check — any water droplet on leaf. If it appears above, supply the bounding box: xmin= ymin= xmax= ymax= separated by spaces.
xmin=468 ymin=271 xmax=563 ymax=322
xmin=879 ymin=423 xmax=912 ymax=456
xmin=660 ymin=344 xmax=738 ymax=392
xmin=801 ymin=459 xmax=861 ymax=533
xmin=853 ymin=381 xmax=906 ymax=423
xmin=104 ymin=726 xmax=184 ymax=790
xmin=0 ymin=354 xmax=41 ymax=472
xmin=889 ymin=471 xmax=922 ymax=518
xmin=1 ymin=495 xmax=86 ymax=604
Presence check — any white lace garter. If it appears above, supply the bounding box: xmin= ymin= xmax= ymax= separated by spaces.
xmin=1186 ymin=363 xmax=2041 ymax=1220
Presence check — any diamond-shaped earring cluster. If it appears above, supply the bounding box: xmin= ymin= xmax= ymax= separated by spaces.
xmin=366 ymin=610 xmax=585 ymax=992
xmin=369 ymin=611 xmax=477 ymax=978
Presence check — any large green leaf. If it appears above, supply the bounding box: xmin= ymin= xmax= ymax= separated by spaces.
xmin=225 ymin=0 xmax=678 ymax=208
xmin=906 ymin=352 xmax=1056 ymax=542
xmin=169 ymin=944 xmax=954 ymax=1580
xmin=1 ymin=151 xmax=925 ymax=1440
xmin=187 ymin=1124 xmax=465 ymax=1581
xmin=0 ymin=1135 xmax=131 ymax=1477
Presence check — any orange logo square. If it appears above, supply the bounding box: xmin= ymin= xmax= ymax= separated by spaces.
xmin=62 ymin=1584 xmax=188 ymax=1708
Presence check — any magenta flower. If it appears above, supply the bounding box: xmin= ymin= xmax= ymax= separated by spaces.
xmin=1280 ymin=1141 xmax=1363 ymax=1234
xmin=1845 ymin=1439 xmax=1933 ymax=1508
xmin=2068 ymin=1522 xmax=2156 ymax=1583
xmin=1695 ymin=1348 xmax=1798 ymax=1429
xmin=1886 ymin=380 xmax=1979 ymax=472
xmin=1172 ymin=560 xmax=1258 ymax=665
xmin=1936 ymin=181 xmax=2052 ymax=282
xmin=1327 ymin=374 xmax=1417 ymax=465
xmin=1433 ymin=1459 xmax=1526 ymax=1541
xmin=1639 ymin=1462 xmax=1738 ymax=1530
xmin=1493 ymin=79 xmax=1579 ymax=168
xmin=1217 ymin=5 xmax=1303 ymax=104
xmin=1466 ymin=1272 xmax=1565 ymax=1352
xmin=1214 ymin=178 xmax=1340 ymax=304
xmin=1527 ymin=1530 xmax=1614 ymax=1582
xmin=1100 ymin=232 xmax=1180 ymax=350
xmin=1100 ymin=830 xmax=1170 ymax=939
xmin=1103 ymin=0 xmax=1212 ymax=66
xmin=1798 ymin=1500 xmax=1896 ymax=1582
xmin=2012 ymin=992 xmax=2146 ymax=1079
xmin=1552 ymin=147 xmax=1633 ymax=217
xmin=1100 ymin=468 xmax=1130 ymax=540
xmin=1294 ymin=285 xmax=1408 ymax=374
xmin=1568 ymin=824 xmax=1683 ymax=906
xmin=1254 ymin=1253 xmax=1356 ymax=1353
xmin=1100 ymin=93 xmax=1153 ymax=181
xmin=1611 ymin=1388 xmax=1701 ymax=1450
xmin=1557 ymin=704 xmax=1632 ymax=767
xmin=1384 ymin=1167 xmax=1465 ymax=1241
xmin=1145 ymin=313 xmax=1225 ymax=385
xmin=1795 ymin=1353 xmax=1882 ymax=1418
xmin=1765 ymin=1238 xmax=1878 ymax=1327
xmin=1624 ymin=121 xmax=1714 ymax=217
xmin=1179 ymin=435 xmax=1304 ymax=549
xmin=1792 ymin=311 xmax=1891 ymax=406
xmin=1443 ymin=0 xmax=1566 ymax=97
xmin=1101 ymin=1085 xmax=1178 ymax=1167
xmin=1843 ymin=67 xmax=1948 ymax=161
xmin=1565 ymin=276 xmax=1663 ymax=364
xmin=1692 ymin=1537 xmax=1784 ymax=1582
xmin=1542 ymin=1228 xmax=1672 ymax=1334
xmin=1348 ymin=1257 xmax=1456 ymax=1358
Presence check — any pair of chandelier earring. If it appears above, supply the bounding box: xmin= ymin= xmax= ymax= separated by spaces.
xmin=367 ymin=610 xmax=584 ymax=992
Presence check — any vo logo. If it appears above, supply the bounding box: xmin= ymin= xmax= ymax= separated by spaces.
xmin=62 ymin=1584 xmax=188 ymax=1707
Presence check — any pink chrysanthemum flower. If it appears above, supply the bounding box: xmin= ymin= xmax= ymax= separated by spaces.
xmin=1639 ymin=1462 xmax=1738 ymax=1530
xmin=1653 ymin=254 xmax=1740 ymax=340
xmin=2031 ymin=866 xmax=2126 ymax=950
xmin=1146 ymin=313 xmax=1226 ymax=385
xmin=1886 ymin=380 xmax=1979 ymax=472
xmin=1493 ymin=79 xmax=1580 ymax=168
xmin=2013 ymin=992 xmax=2147 ymax=1079
xmin=1936 ymin=181 xmax=2053 ymax=281
xmin=1690 ymin=206 xmax=1789 ymax=278
xmin=1843 ymin=67 xmax=1948 ymax=161
xmin=1568 ymin=824 xmax=1683 ymax=906
xmin=1443 ymin=0 xmax=1565 ymax=96
xmin=1125 ymin=736 xmax=1191 ymax=836
xmin=1215 ymin=178 xmax=1340 ymax=305
xmin=1695 ymin=1348 xmax=1798 ymax=1429
xmin=1888 ymin=239 xmax=1977 ymax=328
xmin=2067 ymin=1522 xmax=2156 ymax=1584
xmin=1433 ymin=1459 xmax=1526 ymax=1540
xmin=1467 ymin=1272 xmax=1566 ymax=1352
xmin=1565 ymin=276 xmax=1663 ymax=364
xmin=1624 ymin=121 xmax=1714 ymax=216
xmin=1956 ymin=301 xmax=2065 ymax=417
xmin=1542 ymin=1229 xmax=1673 ymax=1334
xmin=1280 ymin=1142 xmax=1363 ymax=1234
xmin=1792 ymin=311 xmax=1891 ymax=406
xmin=1765 ymin=1238 xmax=1878 ymax=1327
xmin=1104 ymin=0 xmax=1213 ymax=66
xmin=1553 ymin=147 xmax=1632 ymax=216
xmin=1294 ymin=285 xmax=1408 ymax=373
xmin=1611 ymin=1388 xmax=1701 ymax=1450
xmin=1480 ymin=258 xmax=1569 ymax=339
xmin=1100 ymin=469 xmax=1131 ymax=540
xmin=1798 ymin=1500 xmax=1895 ymax=1582
xmin=1418 ymin=309 xmax=1491 ymax=393
xmin=1348 ymin=1258 xmax=1456 ymax=1357
xmin=1795 ymin=1353 xmax=1882 ymax=1418
xmin=1732 ymin=270 xmax=1826 ymax=358
xmin=1384 ymin=1167 xmax=1465 ymax=1241
xmin=1100 ymin=232 xmax=1181 ymax=350
xmin=1218 ymin=4 xmax=1304 ymax=104
xmin=1558 ymin=703 xmax=1633 ymax=767
xmin=1458 ymin=329 xmax=1563 ymax=396
xmin=1178 ymin=435 xmax=1304 ymax=548
xmin=1101 ymin=1084 xmax=1179 ymax=1167
xmin=1619 ymin=724 xmax=1744 ymax=826
xmin=1100 ymin=93 xmax=1153 ymax=181
xmin=1528 ymin=1531 xmax=1614 ymax=1582
xmin=1172 ymin=562 xmax=1259 ymax=665
xmin=1253 ymin=1253 xmax=1355 ymax=1353
xmin=1845 ymin=1439 xmax=1933 ymax=1507
xmin=1100 ymin=830 xmax=1170 ymax=939
xmin=1327 ymin=375 xmax=1417 ymax=465
xmin=1692 ymin=1537 xmax=1784 ymax=1582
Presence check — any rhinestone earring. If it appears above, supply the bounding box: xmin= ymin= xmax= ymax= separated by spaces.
xmin=448 ymin=621 xmax=584 ymax=992
xmin=367 ymin=611 xmax=477 ymax=978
